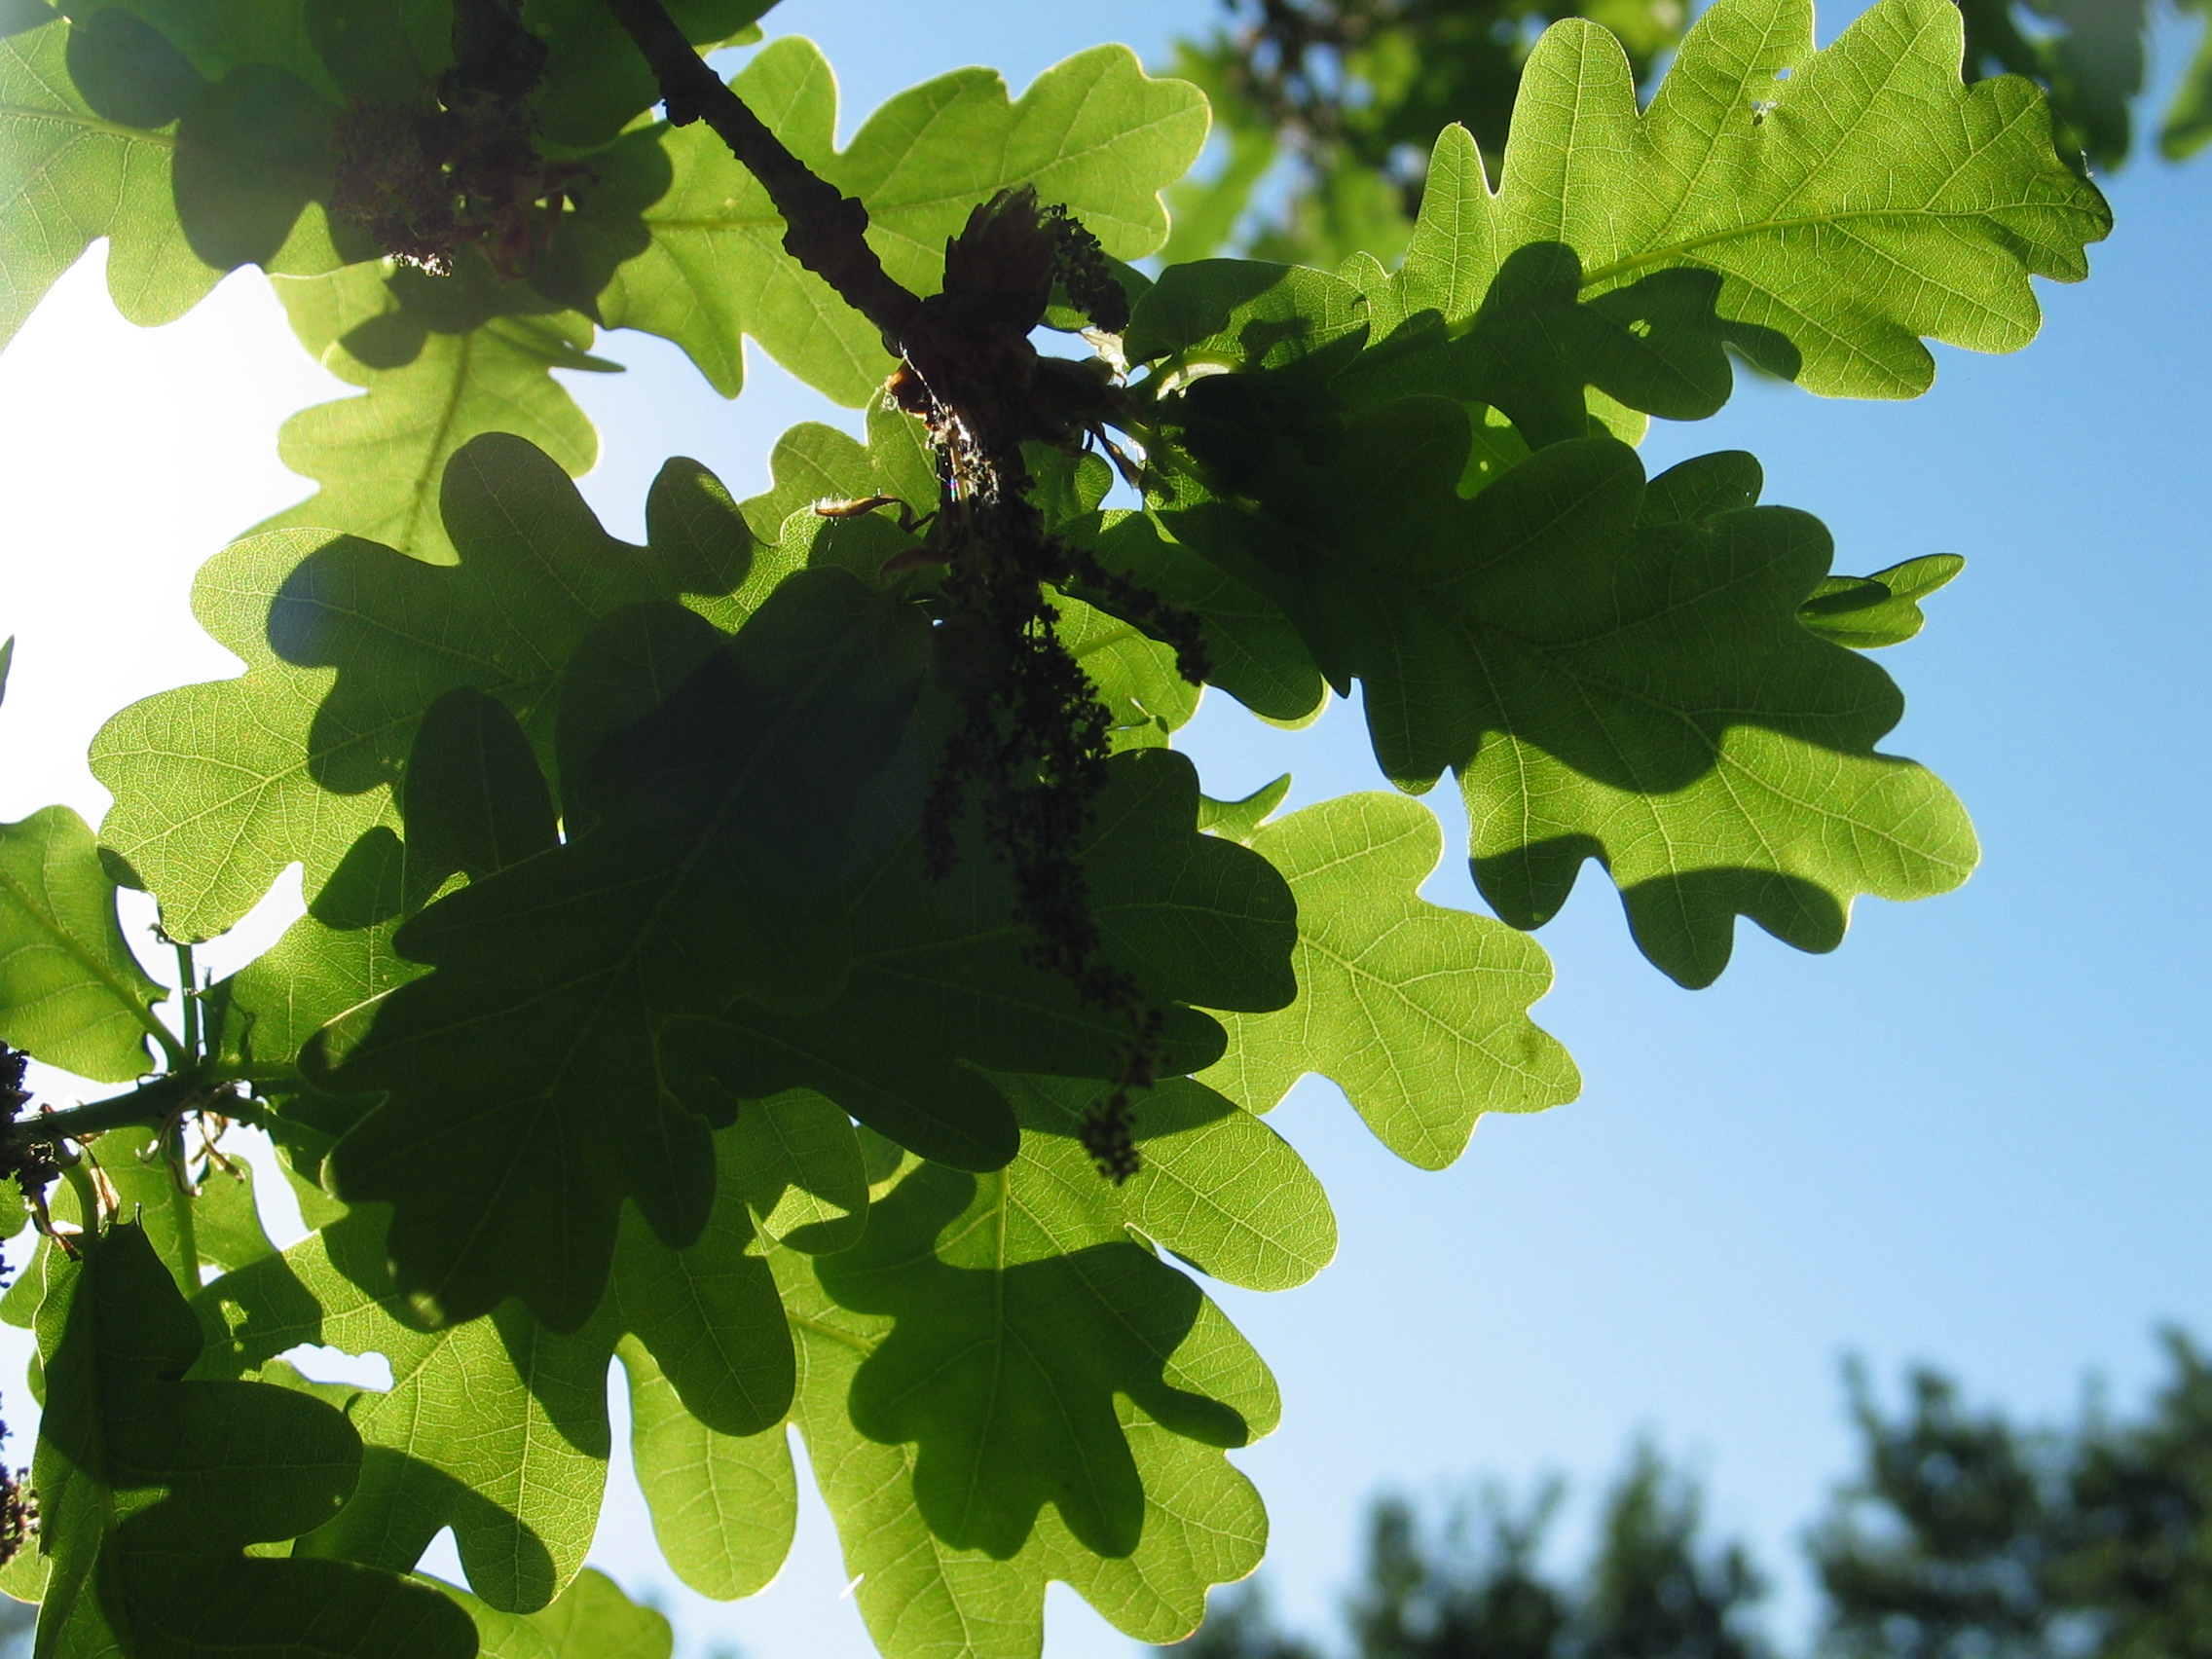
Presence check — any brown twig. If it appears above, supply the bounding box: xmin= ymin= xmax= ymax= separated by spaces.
xmin=601 ymin=0 xmax=923 ymax=348
xmin=599 ymin=0 xmax=1207 ymax=1180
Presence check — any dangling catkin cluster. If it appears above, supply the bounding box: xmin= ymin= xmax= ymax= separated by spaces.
xmin=897 ymin=189 xmax=1208 ymax=1181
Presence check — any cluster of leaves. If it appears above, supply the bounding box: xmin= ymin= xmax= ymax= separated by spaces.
xmin=0 ymin=0 xmax=1210 ymax=563
xmin=1169 ymin=1332 xmax=2212 ymax=1659
xmin=1165 ymin=0 xmax=2206 ymax=269
xmin=0 ymin=0 xmax=2112 ymax=1654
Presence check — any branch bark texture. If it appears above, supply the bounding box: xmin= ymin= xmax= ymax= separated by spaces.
xmin=603 ymin=0 xmax=923 ymax=346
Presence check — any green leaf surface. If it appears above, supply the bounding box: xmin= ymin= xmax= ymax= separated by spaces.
xmin=1799 ymin=553 xmax=1964 ymax=649
xmin=261 ymin=264 xmax=606 ymax=563
xmin=0 ymin=15 xmax=346 ymax=353
xmin=427 ymin=1567 xmax=674 ymax=1659
xmin=819 ymin=1168 xmax=1260 ymax=1560
xmin=29 ymin=1222 xmax=476 ymax=1658
xmin=514 ymin=1566 xmax=674 ymax=1657
xmin=210 ymin=686 xmax=555 ymax=1075
xmin=617 ymin=1336 xmax=796 ymax=1602
xmin=3 ymin=0 xmax=782 ymax=355
xmin=1127 ymin=259 xmax=1372 ymax=373
xmin=598 ymin=1133 xmax=794 ymax=1439
xmin=99 ymin=1140 xmax=276 ymax=1287
xmin=1155 ymin=395 xmax=1977 ymax=985
xmin=209 ymin=830 xmax=426 ymax=1074
xmin=1378 ymin=0 xmax=2111 ymax=399
xmin=1058 ymin=585 xmax=1200 ymax=752
xmin=1201 ymin=793 xmax=1579 ymax=1168
xmin=1458 ymin=446 xmax=1978 ymax=983
xmin=990 ymin=1073 xmax=1337 ymax=1294
xmin=201 ymin=1122 xmax=795 ymax=1611
xmin=200 ymin=1204 xmax=614 ymax=1612
xmin=784 ymin=1092 xmax=1306 ymax=1658
xmin=795 ymin=1335 xmax=1266 ymax=1659
xmin=2162 ymin=0 xmax=2212 ymax=158
xmin=0 ymin=803 xmax=168 ymax=1080
xmin=1074 ymin=509 xmax=1326 ymax=726
xmin=735 ymin=406 xmax=937 ymax=544
xmin=1 ymin=18 xmax=211 ymax=350
xmin=59 ymin=0 xmax=337 ymax=96
xmin=680 ymin=747 xmax=1297 ymax=1179
xmin=92 ymin=433 xmax=752 ymax=941
xmin=549 ymin=39 xmax=1206 ymax=404
xmin=322 ymin=569 xmax=926 ymax=1329
xmin=527 ymin=0 xmax=778 ymax=151
xmin=1 ymin=1135 xmax=278 ymax=1356
xmin=722 ymin=1087 xmax=870 ymax=1254
xmin=1198 ymin=775 xmax=1291 ymax=844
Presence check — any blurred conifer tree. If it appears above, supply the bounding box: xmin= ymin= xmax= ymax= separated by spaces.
xmin=1161 ymin=1333 xmax=2212 ymax=1659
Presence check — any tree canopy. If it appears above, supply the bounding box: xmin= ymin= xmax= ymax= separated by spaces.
xmin=0 ymin=0 xmax=2120 ymax=1651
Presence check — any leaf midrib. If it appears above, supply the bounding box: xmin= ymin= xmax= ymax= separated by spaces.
xmin=0 ymin=837 xmax=172 ymax=1060
xmin=413 ymin=608 xmax=892 ymax=1307
xmin=1 ymin=94 xmax=338 ymax=182
xmin=1575 ymin=201 xmax=2076 ymax=291
xmin=0 ymin=100 xmax=177 ymax=148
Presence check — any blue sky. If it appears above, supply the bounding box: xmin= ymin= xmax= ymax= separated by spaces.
xmin=2 ymin=2 xmax=2209 ymax=1656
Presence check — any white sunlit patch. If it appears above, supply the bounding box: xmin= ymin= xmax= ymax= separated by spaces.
xmin=276 ymin=1343 xmax=396 ymax=1393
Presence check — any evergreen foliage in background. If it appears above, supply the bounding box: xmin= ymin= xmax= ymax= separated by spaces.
xmin=1166 ymin=1337 xmax=2212 ymax=1659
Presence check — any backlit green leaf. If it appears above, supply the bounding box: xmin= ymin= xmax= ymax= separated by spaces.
xmin=92 ymin=433 xmax=752 ymax=940
xmin=322 ymin=570 xmax=926 ymax=1328
xmin=1058 ymin=585 xmax=1200 ymax=752
xmin=1198 ymin=775 xmax=1291 ymax=844
xmin=210 ymin=829 xmax=426 ymax=1073
xmin=2162 ymin=0 xmax=2212 ymax=158
xmin=528 ymin=0 xmax=779 ymax=151
xmin=1201 ymin=793 xmax=1579 ymax=1168
xmin=201 ymin=1124 xmax=795 ymax=1611
xmin=1075 ymin=508 xmax=1326 ymax=725
xmin=426 ymin=1567 xmax=675 ymax=1659
xmin=784 ymin=1088 xmax=1309 ymax=1658
xmin=517 ymin=1566 xmax=675 ymax=1657
xmin=29 ymin=1222 xmax=476 ymax=1659
xmin=1 ymin=1132 xmax=280 ymax=1348
xmin=1380 ymin=0 xmax=2111 ymax=399
xmin=261 ymin=263 xmax=607 ymax=563
xmin=0 ymin=18 xmax=211 ymax=350
xmin=617 ymin=1337 xmax=796 ymax=1602
xmin=209 ymin=688 xmax=554 ymax=1074
xmin=794 ymin=1331 xmax=1267 ymax=1659
xmin=200 ymin=1204 xmax=613 ymax=1612
xmin=1152 ymin=398 xmax=1977 ymax=985
xmin=0 ymin=804 xmax=168 ymax=1081
xmin=990 ymin=1072 xmax=1337 ymax=1293
xmin=679 ymin=747 xmax=1297 ymax=1178
xmin=1799 ymin=553 xmax=1965 ymax=649
xmin=0 ymin=15 xmax=347 ymax=353
xmin=547 ymin=39 xmax=1207 ymax=404
xmin=721 ymin=1087 xmax=870 ymax=1255
xmin=819 ymin=1165 xmax=1263 ymax=1560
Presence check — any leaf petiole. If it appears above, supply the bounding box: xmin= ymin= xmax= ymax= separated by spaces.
xmin=173 ymin=941 xmax=200 ymax=1062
